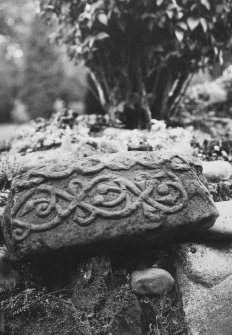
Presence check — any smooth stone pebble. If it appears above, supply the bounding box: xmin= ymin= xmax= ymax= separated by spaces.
xmin=208 ymin=201 xmax=232 ymax=238
xmin=202 ymin=161 xmax=232 ymax=181
xmin=131 ymin=268 xmax=174 ymax=296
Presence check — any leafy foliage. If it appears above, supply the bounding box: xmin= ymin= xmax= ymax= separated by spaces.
xmin=40 ymin=0 xmax=232 ymax=128
xmin=175 ymin=65 xmax=232 ymax=124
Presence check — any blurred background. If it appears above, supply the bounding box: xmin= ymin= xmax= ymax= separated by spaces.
xmin=0 ymin=0 xmax=89 ymax=141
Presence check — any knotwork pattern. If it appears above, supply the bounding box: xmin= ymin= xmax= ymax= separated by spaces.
xmin=13 ymin=152 xmax=192 ymax=190
xmin=11 ymin=169 xmax=188 ymax=242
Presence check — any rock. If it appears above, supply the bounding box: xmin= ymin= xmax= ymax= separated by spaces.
xmin=131 ymin=268 xmax=174 ymax=296
xmin=207 ymin=201 xmax=232 ymax=238
xmin=2 ymin=151 xmax=218 ymax=259
xmin=202 ymin=160 xmax=232 ymax=182
xmin=189 ymin=201 xmax=232 ymax=241
xmin=176 ymin=242 xmax=232 ymax=335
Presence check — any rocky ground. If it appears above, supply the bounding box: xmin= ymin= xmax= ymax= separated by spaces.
xmin=1 ymin=109 xmax=232 ymax=334
xmin=0 ymin=245 xmax=188 ymax=335
xmin=1 ymin=112 xmax=232 ymax=201
xmin=0 ymin=118 xmax=192 ymax=335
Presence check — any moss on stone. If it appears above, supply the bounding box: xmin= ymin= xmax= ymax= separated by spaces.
xmin=0 ymin=245 xmax=188 ymax=334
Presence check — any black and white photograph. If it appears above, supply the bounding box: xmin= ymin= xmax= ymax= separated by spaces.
xmin=0 ymin=1 xmax=232 ymax=334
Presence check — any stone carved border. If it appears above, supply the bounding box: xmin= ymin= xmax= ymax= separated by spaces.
xmin=10 ymin=153 xmax=193 ymax=242
xmin=13 ymin=153 xmax=193 ymax=190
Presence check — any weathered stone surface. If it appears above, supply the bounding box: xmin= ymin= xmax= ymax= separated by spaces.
xmin=190 ymin=201 xmax=232 ymax=241
xmin=131 ymin=268 xmax=174 ymax=296
xmin=2 ymin=151 xmax=218 ymax=259
xmin=207 ymin=201 xmax=232 ymax=238
xmin=176 ymin=242 xmax=232 ymax=335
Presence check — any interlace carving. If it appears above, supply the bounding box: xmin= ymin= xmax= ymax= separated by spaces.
xmin=13 ymin=153 xmax=192 ymax=190
xmin=11 ymin=168 xmax=188 ymax=242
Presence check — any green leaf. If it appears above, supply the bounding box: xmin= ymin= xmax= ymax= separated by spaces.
xmin=98 ymin=13 xmax=108 ymax=25
xmin=177 ymin=22 xmax=188 ymax=31
xmin=95 ymin=32 xmax=109 ymax=41
xmin=200 ymin=18 xmax=207 ymax=32
xmin=200 ymin=0 xmax=210 ymax=10
xmin=219 ymin=50 xmax=224 ymax=65
xmin=157 ymin=0 xmax=164 ymax=6
xmin=187 ymin=17 xmax=200 ymax=31
xmin=89 ymin=37 xmax=95 ymax=48
xmin=175 ymin=29 xmax=184 ymax=42
xmin=190 ymin=4 xmax=198 ymax=11
xmin=167 ymin=10 xmax=174 ymax=19
xmin=177 ymin=11 xmax=184 ymax=19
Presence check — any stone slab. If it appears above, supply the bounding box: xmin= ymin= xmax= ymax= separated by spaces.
xmin=176 ymin=241 xmax=232 ymax=335
xmin=188 ymin=201 xmax=232 ymax=241
xmin=2 ymin=151 xmax=218 ymax=259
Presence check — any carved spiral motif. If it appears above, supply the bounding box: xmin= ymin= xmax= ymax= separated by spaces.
xmin=11 ymin=169 xmax=188 ymax=242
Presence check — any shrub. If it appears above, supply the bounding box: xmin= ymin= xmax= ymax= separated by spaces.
xmin=40 ymin=0 xmax=232 ymax=128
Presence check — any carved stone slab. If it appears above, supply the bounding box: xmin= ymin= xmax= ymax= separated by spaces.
xmin=2 ymin=151 xmax=218 ymax=259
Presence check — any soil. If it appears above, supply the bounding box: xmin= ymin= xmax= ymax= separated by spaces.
xmin=0 ymin=245 xmax=188 ymax=335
